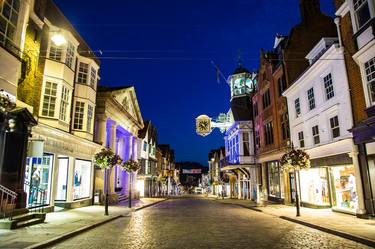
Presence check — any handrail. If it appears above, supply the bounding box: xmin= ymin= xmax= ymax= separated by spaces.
xmin=24 ymin=180 xmax=47 ymax=213
xmin=0 ymin=184 xmax=17 ymax=220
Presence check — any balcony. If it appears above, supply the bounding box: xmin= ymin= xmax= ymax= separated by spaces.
xmin=220 ymin=155 xmax=255 ymax=169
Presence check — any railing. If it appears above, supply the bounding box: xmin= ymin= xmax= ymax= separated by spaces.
xmin=24 ymin=181 xmax=47 ymax=213
xmin=0 ymin=184 xmax=17 ymax=220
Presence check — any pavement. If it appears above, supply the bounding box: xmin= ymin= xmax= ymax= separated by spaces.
xmin=45 ymin=196 xmax=372 ymax=249
xmin=0 ymin=198 xmax=166 ymax=249
xmin=212 ymin=197 xmax=375 ymax=247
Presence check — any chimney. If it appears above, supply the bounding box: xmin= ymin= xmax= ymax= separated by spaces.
xmin=300 ymin=0 xmax=321 ymax=23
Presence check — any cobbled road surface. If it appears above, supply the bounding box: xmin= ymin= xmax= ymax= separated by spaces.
xmin=48 ymin=197 xmax=372 ymax=249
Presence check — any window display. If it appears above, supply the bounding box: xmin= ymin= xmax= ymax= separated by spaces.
xmin=332 ymin=166 xmax=358 ymax=212
xmin=55 ymin=158 xmax=69 ymax=201
xmin=268 ymin=161 xmax=284 ymax=198
xmin=24 ymin=154 xmax=54 ymax=207
xmin=300 ymin=168 xmax=330 ymax=206
xmin=73 ymin=159 xmax=92 ymax=200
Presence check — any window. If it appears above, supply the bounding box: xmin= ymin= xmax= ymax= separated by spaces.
xmin=143 ymin=142 xmax=148 ymax=152
xmin=90 ymin=67 xmax=97 ymax=88
xmin=73 ymin=159 xmax=92 ymax=200
xmin=307 ymin=88 xmax=315 ymax=110
xmin=365 ymin=57 xmax=375 ymax=105
xmin=49 ymin=44 xmax=63 ymax=61
xmin=330 ymin=116 xmax=340 ymax=138
xmin=65 ymin=42 xmax=75 ymax=69
xmin=87 ymin=105 xmax=93 ymax=133
xmin=324 ymin=73 xmax=335 ymax=100
xmin=59 ymin=86 xmax=70 ymax=121
xmin=253 ymin=102 xmax=258 ymax=117
xmin=73 ymin=101 xmax=85 ymax=130
xmin=295 ymin=98 xmax=301 ymax=117
xmin=262 ymin=89 xmax=271 ymax=109
xmin=278 ymin=76 xmax=287 ymax=96
xmin=243 ymin=132 xmax=250 ymax=156
xmin=264 ymin=122 xmax=274 ymax=145
xmin=42 ymin=82 xmax=57 ymax=117
xmin=281 ymin=113 xmax=290 ymax=140
xmin=312 ymin=125 xmax=320 ymax=145
xmin=298 ymin=131 xmax=304 ymax=148
xmin=78 ymin=62 xmax=89 ymax=84
xmin=354 ymin=0 xmax=371 ymax=29
xmin=0 ymin=0 xmax=20 ymax=45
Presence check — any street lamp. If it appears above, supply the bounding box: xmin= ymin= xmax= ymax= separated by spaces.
xmin=51 ymin=33 xmax=66 ymax=46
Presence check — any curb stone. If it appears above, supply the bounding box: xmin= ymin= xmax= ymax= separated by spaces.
xmin=24 ymin=198 xmax=168 ymax=249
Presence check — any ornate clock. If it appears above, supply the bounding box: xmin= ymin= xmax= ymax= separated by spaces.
xmin=196 ymin=115 xmax=211 ymax=137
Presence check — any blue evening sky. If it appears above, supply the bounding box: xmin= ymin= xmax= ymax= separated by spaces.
xmin=54 ymin=0 xmax=335 ymax=166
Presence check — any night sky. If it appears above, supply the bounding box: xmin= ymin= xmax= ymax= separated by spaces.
xmin=53 ymin=0 xmax=335 ymax=166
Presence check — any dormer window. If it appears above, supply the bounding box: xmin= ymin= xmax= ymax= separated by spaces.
xmin=354 ymin=0 xmax=371 ymax=29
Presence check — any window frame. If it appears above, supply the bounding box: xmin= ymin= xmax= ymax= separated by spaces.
xmin=312 ymin=125 xmax=320 ymax=145
xmin=77 ymin=62 xmax=89 ymax=84
xmin=41 ymin=81 xmax=58 ymax=118
xmin=364 ymin=56 xmax=375 ymax=106
xmin=353 ymin=0 xmax=372 ymax=30
xmin=330 ymin=116 xmax=340 ymax=139
xmin=298 ymin=131 xmax=305 ymax=148
xmin=73 ymin=101 xmax=85 ymax=130
xmin=323 ymin=73 xmax=335 ymax=100
xmin=262 ymin=89 xmax=271 ymax=109
xmin=307 ymin=87 xmax=316 ymax=111
xmin=59 ymin=85 xmax=70 ymax=122
xmin=0 ymin=0 xmax=20 ymax=45
xmin=294 ymin=98 xmax=301 ymax=117
xmin=264 ymin=122 xmax=274 ymax=145
xmin=86 ymin=104 xmax=93 ymax=133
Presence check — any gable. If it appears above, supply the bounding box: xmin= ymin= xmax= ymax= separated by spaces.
xmin=112 ymin=87 xmax=144 ymax=127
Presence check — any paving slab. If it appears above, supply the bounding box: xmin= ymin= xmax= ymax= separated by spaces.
xmin=0 ymin=198 xmax=166 ymax=249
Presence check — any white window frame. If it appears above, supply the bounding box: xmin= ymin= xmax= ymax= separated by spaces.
xmin=330 ymin=115 xmax=341 ymax=139
xmin=307 ymin=87 xmax=315 ymax=111
xmin=298 ymin=131 xmax=304 ymax=148
xmin=41 ymin=81 xmax=58 ymax=118
xmin=77 ymin=62 xmax=89 ymax=84
xmin=48 ymin=43 xmax=63 ymax=62
xmin=65 ymin=41 xmax=75 ymax=69
xmin=73 ymin=101 xmax=85 ymax=130
xmin=59 ymin=85 xmax=70 ymax=122
xmin=353 ymin=0 xmax=372 ymax=30
xmin=295 ymin=98 xmax=301 ymax=117
xmin=86 ymin=104 xmax=93 ymax=133
xmin=90 ymin=67 xmax=97 ymax=88
xmin=323 ymin=73 xmax=335 ymax=100
xmin=312 ymin=125 xmax=320 ymax=145
xmin=0 ymin=0 xmax=20 ymax=45
xmin=364 ymin=56 xmax=375 ymax=106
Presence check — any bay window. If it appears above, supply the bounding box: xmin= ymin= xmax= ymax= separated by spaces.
xmin=90 ymin=67 xmax=97 ymax=88
xmin=86 ymin=105 xmax=93 ymax=133
xmin=59 ymin=85 xmax=70 ymax=122
xmin=73 ymin=101 xmax=85 ymax=130
xmin=0 ymin=0 xmax=20 ymax=45
xmin=65 ymin=41 xmax=75 ymax=69
xmin=49 ymin=44 xmax=63 ymax=61
xmin=78 ymin=62 xmax=89 ymax=84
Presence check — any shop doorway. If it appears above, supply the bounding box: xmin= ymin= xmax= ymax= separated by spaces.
xmin=55 ymin=158 xmax=69 ymax=201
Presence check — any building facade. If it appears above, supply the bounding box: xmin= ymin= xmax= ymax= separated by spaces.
xmin=284 ymin=37 xmax=365 ymax=215
xmin=335 ymin=0 xmax=375 ymax=217
xmin=94 ymin=86 xmax=144 ymax=203
xmin=138 ymin=121 xmax=158 ymax=197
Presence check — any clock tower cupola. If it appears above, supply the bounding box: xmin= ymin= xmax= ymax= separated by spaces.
xmin=228 ymin=60 xmax=257 ymax=101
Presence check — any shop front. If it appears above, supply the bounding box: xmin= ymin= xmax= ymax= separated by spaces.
xmin=28 ymin=124 xmax=100 ymax=210
xmin=267 ymin=161 xmax=284 ymax=202
xmin=299 ymin=167 xmax=330 ymax=208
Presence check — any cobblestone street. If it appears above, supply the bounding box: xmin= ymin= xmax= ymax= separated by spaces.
xmin=47 ymin=197 xmax=372 ymax=249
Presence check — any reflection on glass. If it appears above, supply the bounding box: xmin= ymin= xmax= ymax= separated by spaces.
xmin=332 ymin=166 xmax=358 ymax=212
xmin=73 ymin=159 xmax=92 ymax=200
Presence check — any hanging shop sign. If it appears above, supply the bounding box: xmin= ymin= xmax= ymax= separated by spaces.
xmin=196 ymin=115 xmax=212 ymax=137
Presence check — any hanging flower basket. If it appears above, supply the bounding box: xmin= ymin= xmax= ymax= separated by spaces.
xmin=94 ymin=148 xmax=122 ymax=170
xmin=280 ymin=149 xmax=310 ymax=172
xmin=121 ymin=159 xmax=140 ymax=173
xmin=0 ymin=90 xmax=16 ymax=113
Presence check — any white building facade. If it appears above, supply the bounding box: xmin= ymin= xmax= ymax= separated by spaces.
xmin=283 ymin=38 xmax=366 ymax=215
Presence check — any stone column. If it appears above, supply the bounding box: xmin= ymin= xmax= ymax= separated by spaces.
xmin=108 ymin=121 xmax=117 ymax=194
xmin=262 ymin=162 xmax=268 ymax=200
xmin=350 ymin=146 xmax=367 ymax=216
xmin=238 ymin=171 xmax=242 ymax=199
xmin=95 ymin=116 xmax=107 ymax=147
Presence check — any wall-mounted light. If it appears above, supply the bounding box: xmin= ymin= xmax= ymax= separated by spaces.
xmin=51 ymin=33 xmax=66 ymax=46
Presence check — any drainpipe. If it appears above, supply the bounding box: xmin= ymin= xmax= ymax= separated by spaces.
xmin=334 ymin=17 xmax=343 ymax=48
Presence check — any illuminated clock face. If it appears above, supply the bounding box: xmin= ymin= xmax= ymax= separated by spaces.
xmin=198 ymin=120 xmax=209 ymax=132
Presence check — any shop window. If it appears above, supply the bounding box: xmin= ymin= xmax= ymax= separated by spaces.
xmin=73 ymin=101 xmax=85 ymax=130
xmin=330 ymin=116 xmax=340 ymax=138
xmin=264 ymin=122 xmax=274 ymax=145
xmin=65 ymin=41 xmax=75 ymax=69
xmin=73 ymin=159 xmax=92 ymax=200
xmin=332 ymin=166 xmax=358 ymax=212
xmin=324 ymin=73 xmax=335 ymax=100
xmin=24 ymin=154 xmax=54 ymax=208
xmin=262 ymin=89 xmax=271 ymax=109
xmin=55 ymin=158 xmax=69 ymax=201
xmin=295 ymin=98 xmax=301 ymax=117
xmin=307 ymin=87 xmax=315 ymax=110
xmin=268 ymin=161 xmax=284 ymax=198
xmin=42 ymin=81 xmax=57 ymax=117
xmin=312 ymin=125 xmax=320 ymax=145
xmin=298 ymin=131 xmax=304 ymax=148
xmin=364 ymin=57 xmax=375 ymax=106
xmin=354 ymin=0 xmax=371 ymax=29
xmin=77 ymin=62 xmax=89 ymax=84
xmin=59 ymin=85 xmax=70 ymax=122
xmin=300 ymin=168 xmax=330 ymax=206
xmin=0 ymin=0 xmax=19 ymax=45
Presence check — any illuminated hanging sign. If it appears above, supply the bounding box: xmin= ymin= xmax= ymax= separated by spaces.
xmin=182 ymin=169 xmax=202 ymax=174
xmin=196 ymin=115 xmax=212 ymax=137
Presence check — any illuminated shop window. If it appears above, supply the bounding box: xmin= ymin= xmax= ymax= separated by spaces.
xmin=73 ymin=159 xmax=92 ymax=200
xmin=300 ymin=168 xmax=330 ymax=206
